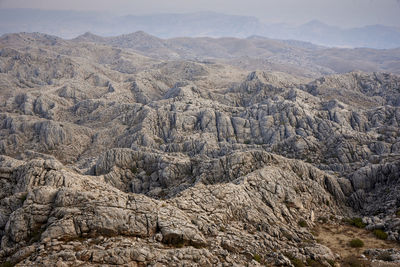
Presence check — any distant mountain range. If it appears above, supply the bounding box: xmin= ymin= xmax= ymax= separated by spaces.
xmin=1 ymin=8 xmax=400 ymax=49
xmin=3 ymin=31 xmax=399 ymax=78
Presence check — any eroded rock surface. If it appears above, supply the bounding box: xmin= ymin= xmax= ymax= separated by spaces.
xmin=0 ymin=32 xmax=399 ymax=266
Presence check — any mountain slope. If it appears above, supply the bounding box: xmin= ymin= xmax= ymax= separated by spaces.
xmin=0 ymin=32 xmax=400 ymax=266
xmin=71 ymin=31 xmax=400 ymax=77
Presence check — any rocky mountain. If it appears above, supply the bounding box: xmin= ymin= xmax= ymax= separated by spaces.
xmin=265 ymin=20 xmax=400 ymax=49
xmin=0 ymin=32 xmax=400 ymax=266
xmin=70 ymin=31 xmax=400 ymax=78
xmin=1 ymin=9 xmax=400 ymax=49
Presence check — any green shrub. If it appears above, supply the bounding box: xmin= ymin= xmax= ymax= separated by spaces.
xmin=373 ymin=229 xmax=388 ymax=240
xmin=298 ymin=219 xmax=307 ymax=228
xmin=349 ymin=238 xmax=364 ymax=248
xmin=244 ymin=140 xmax=251 ymax=145
xmin=29 ymin=229 xmax=44 ymax=243
xmin=253 ymin=254 xmax=261 ymax=263
xmin=353 ymin=220 xmax=366 ymax=228
xmin=19 ymin=192 xmax=28 ymax=203
xmin=346 ymin=217 xmax=366 ymax=228
xmin=285 ymin=253 xmax=305 ymax=267
xmin=327 ymin=259 xmax=336 ymax=267
xmin=0 ymin=262 xmax=14 ymax=267
xmin=290 ymin=258 xmax=305 ymax=267
xmin=310 ymin=230 xmax=318 ymax=237
xmin=174 ymin=240 xmax=185 ymax=248
xmin=342 ymin=255 xmax=363 ymax=267
xmin=396 ymin=210 xmax=400 ymax=217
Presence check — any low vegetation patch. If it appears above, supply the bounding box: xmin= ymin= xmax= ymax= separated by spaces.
xmin=349 ymin=238 xmax=364 ymax=248
xmin=342 ymin=255 xmax=365 ymax=267
xmin=130 ymin=166 xmax=138 ymax=173
xmin=19 ymin=192 xmax=28 ymax=202
xmin=373 ymin=229 xmax=388 ymax=240
xmin=253 ymin=254 xmax=261 ymax=263
xmin=174 ymin=240 xmax=185 ymax=248
xmin=28 ymin=227 xmax=46 ymax=243
xmin=290 ymin=258 xmax=305 ymax=267
xmin=0 ymin=262 xmax=14 ymax=267
xmin=298 ymin=219 xmax=307 ymax=228
xmin=326 ymin=259 xmax=336 ymax=267
xmin=345 ymin=217 xmax=366 ymax=228
xmin=285 ymin=253 xmax=305 ymax=267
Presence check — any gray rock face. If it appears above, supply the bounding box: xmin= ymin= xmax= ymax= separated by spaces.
xmin=0 ymin=153 xmax=346 ymax=266
xmin=0 ymin=32 xmax=399 ymax=265
xmin=364 ymin=248 xmax=400 ymax=263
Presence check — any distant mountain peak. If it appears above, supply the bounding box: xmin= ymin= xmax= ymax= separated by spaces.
xmin=124 ymin=31 xmax=156 ymax=38
xmin=73 ymin=32 xmax=105 ymax=42
xmin=301 ymin=20 xmax=338 ymax=29
xmin=0 ymin=32 xmax=65 ymax=46
xmin=81 ymin=32 xmax=97 ymax=37
xmin=304 ymin=19 xmax=327 ymax=26
xmin=1 ymin=9 xmax=400 ymax=48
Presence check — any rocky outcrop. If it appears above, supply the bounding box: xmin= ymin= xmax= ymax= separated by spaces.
xmin=0 ymin=152 xmax=346 ymax=266
xmin=1 ymin=32 xmax=400 ymax=266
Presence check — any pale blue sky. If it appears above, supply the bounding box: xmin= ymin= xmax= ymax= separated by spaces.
xmin=0 ymin=0 xmax=399 ymax=28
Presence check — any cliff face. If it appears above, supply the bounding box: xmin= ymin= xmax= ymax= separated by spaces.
xmin=0 ymin=32 xmax=400 ymax=266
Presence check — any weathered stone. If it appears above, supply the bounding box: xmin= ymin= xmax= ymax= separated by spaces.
xmin=1 ymin=32 xmax=399 ymax=266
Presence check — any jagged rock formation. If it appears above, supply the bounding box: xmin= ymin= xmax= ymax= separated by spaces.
xmin=0 ymin=32 xmax=399 ymax=266
xmin=0 ymin=153 xmax=347 ymax=266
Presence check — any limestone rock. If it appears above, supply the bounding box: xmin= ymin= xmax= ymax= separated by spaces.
xmin=1 ymin=32 xmax=399 ymax=266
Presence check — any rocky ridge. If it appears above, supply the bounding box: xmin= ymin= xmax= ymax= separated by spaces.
xmin=0 ymin=32 xmax=399 ymax=266
xmin=71 ymin=31 xmax=400 ymax=77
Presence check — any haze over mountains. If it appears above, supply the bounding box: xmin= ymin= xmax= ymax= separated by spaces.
xmin=1 ymin=8 xmax=400 ymax=49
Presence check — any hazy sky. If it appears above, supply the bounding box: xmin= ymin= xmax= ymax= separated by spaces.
xmin=0 ymin=0 xmax=399 ymax=28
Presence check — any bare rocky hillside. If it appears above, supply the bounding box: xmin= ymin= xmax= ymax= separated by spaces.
xmin=71 ymin=31 xmax=400 ymax=77
xmin=0 ymin=32 xmax=400 ymax=266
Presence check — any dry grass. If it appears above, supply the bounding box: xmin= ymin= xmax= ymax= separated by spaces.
xmin=314 ymin=223 xmax=400 ymax=265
